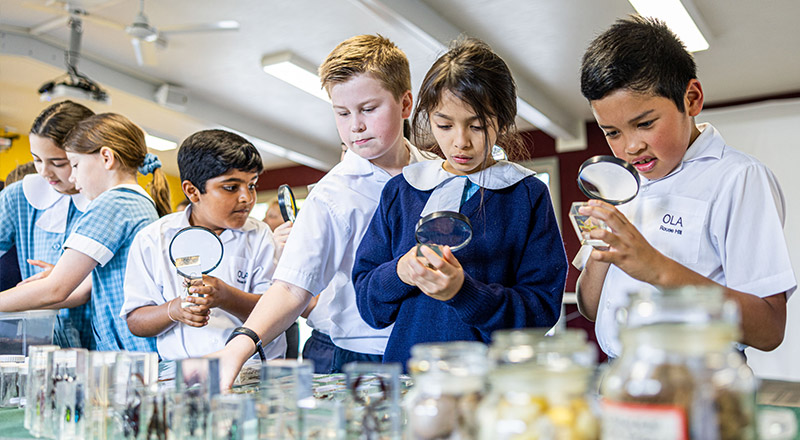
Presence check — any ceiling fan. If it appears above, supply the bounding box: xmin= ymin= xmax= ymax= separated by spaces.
xmin=24 ymin=0 xmax=240 ymax=66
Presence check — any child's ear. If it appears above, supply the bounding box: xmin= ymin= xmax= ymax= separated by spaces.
xmin=182 ymin=180 xmax=201 ymax=203
xmin=685 ymin=79 xmax=704 ymax=117
xmin=400 ymin=90 xmax=413 ymax=119
xmin=98 ymin=147 xmax=116 ymax=170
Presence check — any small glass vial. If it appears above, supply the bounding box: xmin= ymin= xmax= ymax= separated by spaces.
xmin=477 ymin=329 xmax=599 ymax=440
xmin=0 ymin=361 xmax=20 ymax=407
xmin=404 ymin=341 xmax=488 ymax=440
xmin=24 ymin=344 xmax=59 ymax=436
xmin=600 ymin=286 xmax=756 ymax=439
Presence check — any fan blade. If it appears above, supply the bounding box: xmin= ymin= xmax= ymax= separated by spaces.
xmin=159 ymin=20 xmax=239 ymax=36
xmin=140 ymin=39 xmax=158 ymax=66
xmin=29 ymin=16 xmax=69 ymax=35
xmin=131 ymin=37 xmax=144 ymax=66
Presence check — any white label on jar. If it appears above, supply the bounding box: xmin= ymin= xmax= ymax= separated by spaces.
xmin=601 ymin=399 xmax=687 ymax=440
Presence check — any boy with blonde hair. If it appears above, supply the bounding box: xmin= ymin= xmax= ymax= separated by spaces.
xmin=215 ymin=34 xmax=429 ymax=386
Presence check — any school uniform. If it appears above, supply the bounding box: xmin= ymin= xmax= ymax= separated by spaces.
xmin=120 ymin=206 xmax=287 ymax=360
xmin=0 ymin=175 xmax=93 ymax=348
xmin=594 ymin=123 xmax=797 ymax=357
xmin=273 ymin=141 xmax=428 ymax=369
xmin=353 ymin=159 xmax=568 ymax=367
xmin=63 ymin=184 xmax=158 ymax=352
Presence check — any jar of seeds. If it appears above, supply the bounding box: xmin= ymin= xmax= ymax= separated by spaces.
xmin=477 ymin=329 xmax=599 ymax=440
xmin=405 ymin=341 xmax=489 ymax=440
xmin=600 ymin=286 xmax=756 ymax=440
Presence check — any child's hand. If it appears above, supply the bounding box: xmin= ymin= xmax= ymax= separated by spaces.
xmin=168 ymin=298 xmax=210 ymax=327
xmin=579 ymin=199 xmax=669 ymax=285
xmin=17 ymin=259 xmax=55 ymax=285
xmin=272 ymin=221 xmax=293 ymax=261
xmin=184 ymin=274 xmax=229 ymax=309
xmin=397 ymin=245 xmax=464 ymax=301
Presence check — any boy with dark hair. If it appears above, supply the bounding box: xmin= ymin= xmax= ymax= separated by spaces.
xmin=576 ymin=16 xmax=795 ymax=357
xmin=215 ymin=34 xmax=430 ymax=386
xmin=121 ymin=129 xmax=286 ymax=360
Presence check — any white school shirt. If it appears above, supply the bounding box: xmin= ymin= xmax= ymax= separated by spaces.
xmin=595 ymin=123 xmax=797 ymax=357
xmin=120 ymin=206 xmax=286 ymax=360
xmin=274 ymin=141 xmax=429 ymax=354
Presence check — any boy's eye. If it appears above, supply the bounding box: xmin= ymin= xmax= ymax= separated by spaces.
xmin=223 ymin=185 xmax=237 ymax=192
xmin=248 ymin=183 xmax=257 ymax=191
xmin=337 ymin=111 xmax=350 ymax=117
xmin=362 ymin=107 xmax=374 ymax=113
xmin=603 ymin=130 xmax=619 ymax=138
xmin=638 ymin=120 xmax=654 ymax=128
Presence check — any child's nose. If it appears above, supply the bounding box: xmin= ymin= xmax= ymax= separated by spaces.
xmin=351 ymin=115 xmax=366 ymax=132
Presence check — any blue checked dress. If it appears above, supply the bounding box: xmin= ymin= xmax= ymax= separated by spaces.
xmin=63 ymin=185 xmax=159 ymax=352
xmin=0 ymin=176 xmax=93 ymax=349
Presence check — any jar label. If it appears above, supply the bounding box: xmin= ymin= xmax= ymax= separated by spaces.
xmin=601 ymin=399 xmax=688 ymax=440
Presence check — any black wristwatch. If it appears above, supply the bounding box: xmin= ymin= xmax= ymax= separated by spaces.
xmin=226 ymin=326 xmax=266 ymax=361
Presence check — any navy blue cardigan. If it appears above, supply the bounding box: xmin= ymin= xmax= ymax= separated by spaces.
xmin=352 ymin=174 xmax=567 ymax=368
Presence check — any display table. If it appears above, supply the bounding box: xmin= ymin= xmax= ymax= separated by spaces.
xmin=1 ymin=379 xmax=798 ymax=440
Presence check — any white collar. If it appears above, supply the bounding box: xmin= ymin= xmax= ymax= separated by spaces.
xmin=404 ymin=159 xmax=534 ymax=217
xmin=337 ymin=139 xmax=429 ymax=177
xmin=403 ymin=159 xmax=535 ymax=190
xmin=165 ymin=204 xmax=257 ymax=244
xmin=22 ymin=174 xmax=90 ymax=233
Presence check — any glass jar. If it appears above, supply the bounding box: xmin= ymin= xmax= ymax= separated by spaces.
xmin=600 ymin=286 xmax=756 ymax=440
xmin=477 ymin=329 xmax=599 ymax=440
xmin=405 ymin=341 xmax=489 ymax=440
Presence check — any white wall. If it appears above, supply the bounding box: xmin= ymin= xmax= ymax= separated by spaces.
xmin=698 ymin=98 xmax=800 ymax=381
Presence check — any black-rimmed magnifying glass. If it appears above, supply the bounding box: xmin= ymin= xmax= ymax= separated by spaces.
xmin=415 ymin=211 xmax=473 ymax=262
xmin=569 ymin=155 xmax=640 ymax=248
xmin=277 ymin=184 xmax=298 ymax=222
xmin=168 ymin=226 xmax=223 ymax=308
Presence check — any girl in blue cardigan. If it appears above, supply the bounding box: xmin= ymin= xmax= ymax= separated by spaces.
xmin=352 ymin=38 xmax=568 ymax=368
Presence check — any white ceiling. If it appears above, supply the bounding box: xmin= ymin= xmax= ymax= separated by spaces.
xmin=1 ymin=0 xmax=798 ymax=177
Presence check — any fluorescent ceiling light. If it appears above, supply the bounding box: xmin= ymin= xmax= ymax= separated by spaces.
xmin=145 ymin=133 xmax=177 ymax=151
xmin=628 ymin=0 xmax=709 ymax=52
xmin=261 ymin=52 xmax=330 ymax=103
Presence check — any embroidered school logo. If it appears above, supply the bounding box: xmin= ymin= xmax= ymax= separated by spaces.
xmin=659 ymin=214 xmax=684 ymax=236
xmin=237 ymin=270 xmax=248 ymax=284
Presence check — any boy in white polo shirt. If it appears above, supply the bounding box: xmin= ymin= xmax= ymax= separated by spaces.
xmin=121 ymin=129 xmax=286 ymax=360
xmin=575 ymin=16 xmax=795 ymax=358
xmin=216 ymin=34 xmax=430 ymax=387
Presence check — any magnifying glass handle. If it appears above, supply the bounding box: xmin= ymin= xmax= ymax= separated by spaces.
xmin=181 ymin=276 xmax=205 ymax=308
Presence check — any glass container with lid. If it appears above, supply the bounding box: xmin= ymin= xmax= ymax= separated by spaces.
xmin=600 ymin=286 xmax=756 ymax=440
xmin=405 ymin=341 xmax=489 ymax=440
xmin=477 ymin=329 xmax=598 ymax=440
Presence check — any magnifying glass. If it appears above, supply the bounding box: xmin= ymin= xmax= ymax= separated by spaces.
xmin=569 ymin=155 xmax=640 ymax=248
xmin=277 ymin=184 xmax=298 ymax=222
xmin=415 ymin=211 xmax=473 ymax=262
xmin=168 ymin=226 xmax=224 ymax=308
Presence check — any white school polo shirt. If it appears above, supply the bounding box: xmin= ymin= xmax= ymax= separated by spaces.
xmin=121 ymin=206 xmax=286 ymax=360
xmin=595 ymin=123 xmax=797 ymax=358
xmin=273 ymin=141 xmax=429 ymax=355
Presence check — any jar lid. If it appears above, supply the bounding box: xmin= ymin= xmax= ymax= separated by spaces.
xmin=0 ymin=355 xmax=24 ymax=363
xmin=489 ymin=329 xmax=596 ymax=371
xmin=621 ymin=285 xmax=739 ymax=330
xmin=408 ymin=341 xmax=489 ymax=377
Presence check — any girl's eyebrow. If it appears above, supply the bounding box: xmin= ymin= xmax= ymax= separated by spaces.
xmin=432 ymin=111 xmax=480 ymax=123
